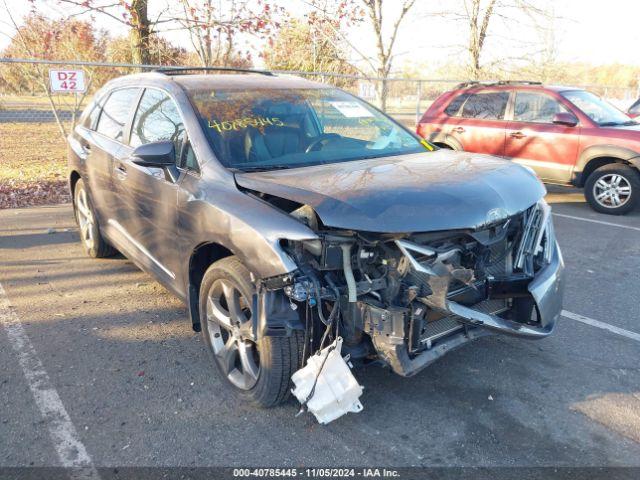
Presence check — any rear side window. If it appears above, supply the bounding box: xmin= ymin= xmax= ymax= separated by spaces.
xmin=629 ymin=99 xmax=640 ymax=115
xmin=95 ymin=88 xmax=140 ymax=142
xmin=514 ymin=92 xmax=567 ymax=123
xmin=444 ymin=93 xmax=470 ymax=116
xmin=461 ymin=91 xmax=509 ymax=120
xmin=130 ymin=89 xmax=189 ymax=167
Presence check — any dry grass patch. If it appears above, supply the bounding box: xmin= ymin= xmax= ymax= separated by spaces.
xmin=0 ymin=122 xmax=70 ymax=208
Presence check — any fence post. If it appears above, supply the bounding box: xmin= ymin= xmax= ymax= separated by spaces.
xmin=415 ymin=81 xmax=423 ymax=125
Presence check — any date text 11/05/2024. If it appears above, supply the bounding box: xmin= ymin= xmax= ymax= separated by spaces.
xmin=233 ymin=468 xmax=400 ymax=477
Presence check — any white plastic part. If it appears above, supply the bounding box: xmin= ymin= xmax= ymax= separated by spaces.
xmin=291 ymin=337 xmax=364 ymax=424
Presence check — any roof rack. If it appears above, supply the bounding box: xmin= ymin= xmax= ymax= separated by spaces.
xmin=155 ymin=66 xmax=275 ymax=77
xmin=455 ymin=80 xmax=543 ymax=89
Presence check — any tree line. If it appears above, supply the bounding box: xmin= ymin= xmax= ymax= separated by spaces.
xmin=2 ymin=0 xmax=639 ymax=137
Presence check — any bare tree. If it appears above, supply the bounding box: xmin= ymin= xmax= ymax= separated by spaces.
xmin=52 ymin=0 xmax=152 ymax=65
xmin=173 ymin=0 xmax=282 ymax=67
xmin=437 ymin=0 xmax=551 ymax=80
xmin=362 ymin=0 xmax=416 ymax=110
xmin=466 ymin=0 xmax=496 ymax=80
xmin=306 ymin=0 xmax=417 ymax=111
xmin=128 ymin=0 xmax=151 ymax=65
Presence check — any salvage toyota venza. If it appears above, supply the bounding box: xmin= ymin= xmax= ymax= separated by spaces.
xmin=68 ymin=70 xmax=564 ymax=422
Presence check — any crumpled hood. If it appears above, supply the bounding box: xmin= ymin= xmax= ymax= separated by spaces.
xmin=235 ymin=150 xmax=546 ymax=233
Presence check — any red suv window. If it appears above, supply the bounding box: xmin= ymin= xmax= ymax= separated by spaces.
xmin=514 ymin=92 xmax=567 ymax=123
xmin=458 ymin=91 xmax=509 ymax=120
xmin=444 ymin=93 xmax=470 ymax=116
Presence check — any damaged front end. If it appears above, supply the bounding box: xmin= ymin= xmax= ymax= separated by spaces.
xmin=257 ymin=199 xmax=564 ymax=380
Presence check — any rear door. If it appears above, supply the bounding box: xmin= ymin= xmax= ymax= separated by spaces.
xmin=84 ymin=87 xmax=141 ymax=223
xmin=446 ymin=90 xmax=510 ymax=156
xmin=112 ymin=88 xmax=188 ymax=291
xmin=505 ymin=91 xmax=580 ymax=183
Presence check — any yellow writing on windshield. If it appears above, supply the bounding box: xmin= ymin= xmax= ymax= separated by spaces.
xmin=208 ymin=116 xmax=284 ymax=133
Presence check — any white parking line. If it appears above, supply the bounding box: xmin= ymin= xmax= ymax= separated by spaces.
xmin=561 ymin=310 xmax=640 ymax=343
xmin=553 ymin=213 xmax=640 ymax=232
xmin=0 ymin=283 xmax=99 ymax=478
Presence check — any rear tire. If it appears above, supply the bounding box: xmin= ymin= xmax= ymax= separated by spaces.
xmin=584 ymin=164 xmax=640 ymax=215
xmin=199 ymin=256 xmax=303 ymax=408
xmin=72 ymin=179 xmax=116 ymax=258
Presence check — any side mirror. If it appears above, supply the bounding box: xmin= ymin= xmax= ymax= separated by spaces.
xmin=131 ymin=140 xmax=175 ymax=167
xmin=552 ymin=112 xmax=578 ymax=127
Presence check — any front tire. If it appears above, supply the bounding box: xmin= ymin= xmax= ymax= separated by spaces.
xmin=199 ymin=257 xmax=303 ymax=407
xmin=584 ymin=164 xmax=640 ymax=215
xmin=72 ymin=179 xmax=116 ymax=258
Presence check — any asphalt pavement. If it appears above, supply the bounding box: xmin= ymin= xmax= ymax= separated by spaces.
xmin=1 ymin=186 xmax=640 ymax=469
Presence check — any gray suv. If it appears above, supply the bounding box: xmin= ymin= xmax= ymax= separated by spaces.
xmin=68 ymin=68 xmax=564 ymax=409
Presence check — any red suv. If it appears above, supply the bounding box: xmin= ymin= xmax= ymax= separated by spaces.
xmin=417 ymin=81 xmax=640 ymax=214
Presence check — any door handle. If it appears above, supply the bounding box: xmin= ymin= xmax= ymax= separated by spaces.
xmin=510 ymin=131 xmax=527 ymax=139
xmin=451 ymin=127 xmax=465 ymax=134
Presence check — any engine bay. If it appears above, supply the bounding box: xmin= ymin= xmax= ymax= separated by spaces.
xmin=253 ymin=197 xmax=556 ymax=377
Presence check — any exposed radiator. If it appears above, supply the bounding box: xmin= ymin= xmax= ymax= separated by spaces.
xmin=418 ymin=298 xmax=508 ymax=349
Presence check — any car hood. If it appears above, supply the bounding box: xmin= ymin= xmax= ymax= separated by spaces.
xmin=234 ymin=151 xmax=546 ymax=233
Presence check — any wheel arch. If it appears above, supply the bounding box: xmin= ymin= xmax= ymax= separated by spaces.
xmin=187 ymin=242 xmax=235 ymax=331
xmin=574 ymin=145 xmax=640 ymax=187
xmin=69 ymin=170 xmax=81 ymax=197
xmin=428 ymin=133 xmax=462 ymax=151
xmin=432 ymin=141 xmax=454 ymax=150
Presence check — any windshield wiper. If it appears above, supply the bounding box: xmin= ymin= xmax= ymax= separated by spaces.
xmin=599 ymin=120 xmax=638 ymax=127
xmin=233 ymin=165 xmax=294 ymax=173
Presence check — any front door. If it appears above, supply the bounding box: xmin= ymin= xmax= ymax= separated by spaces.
xmin=505 ymin=91 xmax=580 ymax=183
xmin=112 ymin=88 xmax=187 ymax=293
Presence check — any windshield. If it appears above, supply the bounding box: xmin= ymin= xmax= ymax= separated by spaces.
xmin=187 ymin=87 xmax=429 ymax=171
xmin=561 ymin=90 xmax=636 ymax=126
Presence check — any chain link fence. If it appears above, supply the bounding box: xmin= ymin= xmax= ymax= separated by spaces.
xmin=0 ymin=58 xmax=465 ymax=132
xmin=1 ymin=57 xmax=639 ymax=131
xmin=1 ymin=57 xmax=638 ymax=209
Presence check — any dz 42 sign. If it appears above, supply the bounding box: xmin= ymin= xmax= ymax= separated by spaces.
xmin=49 ymin=70 xmax=86 ymax=93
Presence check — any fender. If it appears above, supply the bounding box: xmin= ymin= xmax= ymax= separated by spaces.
xmin=180 ymin=191 xmax=317 ymax=331
xmin=575 ymin=144 xmax=640 ymax=172
xmin=573 ymin=145 xmax=640 ymax=186
xmin=629 ymin=156 xmax=640 ymax=170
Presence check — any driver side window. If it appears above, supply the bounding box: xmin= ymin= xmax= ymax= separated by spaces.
xmin=130 ymin=89 xmax=186 ymax=162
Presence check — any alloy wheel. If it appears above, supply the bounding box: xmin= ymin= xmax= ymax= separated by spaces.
xmin=592 ymin=173 xmax=632 ymax=208
xmin=205 ymin=279 xmax=259 ymax=390
xmin=75 ymin=188 xmax=95 ymax=250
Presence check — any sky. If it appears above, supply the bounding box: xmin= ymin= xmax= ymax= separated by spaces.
xmin=1 ymin=0 xmax=639 ymax=73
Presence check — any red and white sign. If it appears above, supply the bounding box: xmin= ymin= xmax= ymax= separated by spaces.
xmin=49 ymin=70 xmax=86 ymax=93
